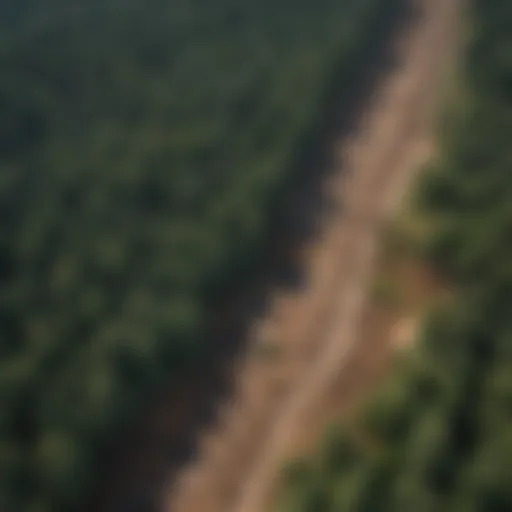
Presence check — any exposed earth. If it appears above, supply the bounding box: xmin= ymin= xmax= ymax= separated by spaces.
xmin=164 ymin=1 xmax=463 ymax=511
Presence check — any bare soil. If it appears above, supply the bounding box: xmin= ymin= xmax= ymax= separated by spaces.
xmin=163 ymin=1 xmax=463 ymax=512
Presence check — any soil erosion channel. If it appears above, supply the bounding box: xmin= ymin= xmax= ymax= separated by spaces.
xmin=164 ymin=1 xmax=462 ymax=511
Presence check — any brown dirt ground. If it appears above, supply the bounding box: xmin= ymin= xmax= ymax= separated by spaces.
xmin=163 ymin=1 xmax=464 ymax=511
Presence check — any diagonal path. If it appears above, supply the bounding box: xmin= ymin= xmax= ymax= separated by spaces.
xmin=166 ymin=1 xmax=463 ymax=511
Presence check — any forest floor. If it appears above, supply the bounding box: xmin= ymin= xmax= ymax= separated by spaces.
xmin=163 ymin=1 xmax=463 ymax=511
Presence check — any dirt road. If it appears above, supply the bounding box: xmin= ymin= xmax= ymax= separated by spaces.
xmin=165 ymin=1 xmax=462 ymax=511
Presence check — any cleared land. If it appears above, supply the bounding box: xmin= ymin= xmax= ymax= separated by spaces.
xmin=164 ymin=1 xmax=463 ymax=511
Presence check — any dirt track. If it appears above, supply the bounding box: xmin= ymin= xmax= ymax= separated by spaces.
xmin=165 ymin=1 xmax=462 ymax=511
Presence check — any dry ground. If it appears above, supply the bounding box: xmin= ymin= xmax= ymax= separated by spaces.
xmin=164 ymin=0 xmax=463 ymax=511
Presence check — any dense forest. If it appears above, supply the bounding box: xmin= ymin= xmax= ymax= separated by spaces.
xmin=0 ymin=0 xmax=405 ymax=511
xmin=279 ymin=0 xmax=512 ymax=510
